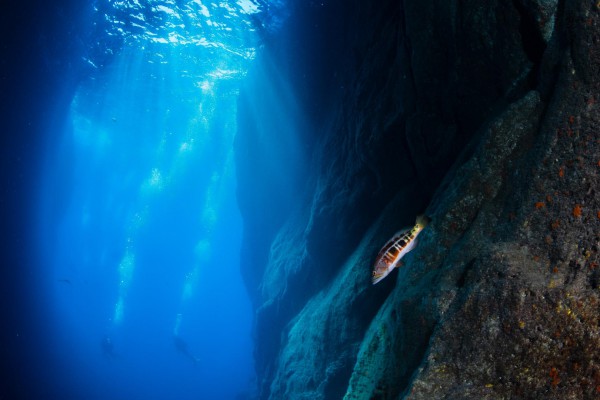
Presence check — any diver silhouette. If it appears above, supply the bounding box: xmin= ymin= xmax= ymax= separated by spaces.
xmin=173 ymin=335 xmax=200 ymax=365
xmin=101 ymin=335 xmax=117 ymax=358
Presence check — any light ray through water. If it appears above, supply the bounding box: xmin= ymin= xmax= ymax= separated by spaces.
xmin=38 ymin=1 xmax=289 ymax=398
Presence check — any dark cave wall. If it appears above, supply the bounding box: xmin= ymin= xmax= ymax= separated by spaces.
xmin=1 ymin=2 xmax=91 ymax=398
xmin=236 ymin=0 xmax=598 ymax=399
xmin=350 ymin=1 xmax=600 ymax=397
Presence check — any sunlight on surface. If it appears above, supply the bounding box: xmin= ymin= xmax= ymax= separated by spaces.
xmin=93 ymin=0 xmax=258 ymax=331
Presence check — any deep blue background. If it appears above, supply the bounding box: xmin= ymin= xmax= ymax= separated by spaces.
xmin=0 ymin=1 xmax=266 ymax=398
xmin=1 ymin=2 xmax=88 ymax=397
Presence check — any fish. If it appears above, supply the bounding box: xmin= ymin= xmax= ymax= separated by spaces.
xmin=372 ymin=214 xmax=430 ymax=284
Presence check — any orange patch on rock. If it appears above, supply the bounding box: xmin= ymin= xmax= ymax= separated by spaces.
xmin=550 ymin=367 xmax=560 ymax=387
xmin=573 ymin=205 xmax=583 ymax=218
xmin=559 ymin=167 xmax=565 ymax=177
xmin=535 ymin=202 xmax=545 ymax=209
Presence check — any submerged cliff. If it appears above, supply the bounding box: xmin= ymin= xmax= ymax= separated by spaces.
xmin=235 ymin=1 xmax=600 ymax=399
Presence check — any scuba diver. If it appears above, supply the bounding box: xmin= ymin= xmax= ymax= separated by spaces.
xmin=101 ymin=335 xmax=117 ymax=358
xmin=173 ymin=335 xmax=200 ymax=365
xmin=173 ymin=313 xmax=199 ymax=365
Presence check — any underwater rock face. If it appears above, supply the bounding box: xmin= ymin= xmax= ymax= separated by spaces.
xmin=236 ymin=0 xmax=599 ymax=399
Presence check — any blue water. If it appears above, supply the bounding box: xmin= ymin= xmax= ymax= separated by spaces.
xmin=34 ymin=1 xmax=287 ymax=398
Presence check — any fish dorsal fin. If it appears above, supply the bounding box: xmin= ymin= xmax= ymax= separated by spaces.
xmin=395 ymin=227 xmax=412 ymax=236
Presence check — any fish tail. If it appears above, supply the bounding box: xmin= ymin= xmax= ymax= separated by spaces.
xmin=415 ymin=214 xmax=430 ymax=229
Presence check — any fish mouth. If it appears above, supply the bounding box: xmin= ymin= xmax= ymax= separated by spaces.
xmin=372 ymin=275 xmax=385 ymax=285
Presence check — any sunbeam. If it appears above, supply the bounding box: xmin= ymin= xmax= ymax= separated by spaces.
xmin=36 ymin=1 xmax=285 ymax=398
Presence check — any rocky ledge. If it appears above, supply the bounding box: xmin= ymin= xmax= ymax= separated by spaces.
xmin=235 ymin=1 xmax=600 ymax=399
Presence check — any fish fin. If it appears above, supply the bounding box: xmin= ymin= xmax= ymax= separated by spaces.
xmin=394 ymin=227 xmax=412 ymax=236
xmin=395 ymin=260 xmax=404 ymax=268
xmin=415 ymin=214 xmax=431 ymax=229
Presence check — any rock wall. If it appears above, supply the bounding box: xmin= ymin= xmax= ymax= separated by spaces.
xmin=235 ymin=0 xmax=599 ymax=399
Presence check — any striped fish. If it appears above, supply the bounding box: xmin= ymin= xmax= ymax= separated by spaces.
xmin=372 ymin=215 xmax=430 ymax=284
